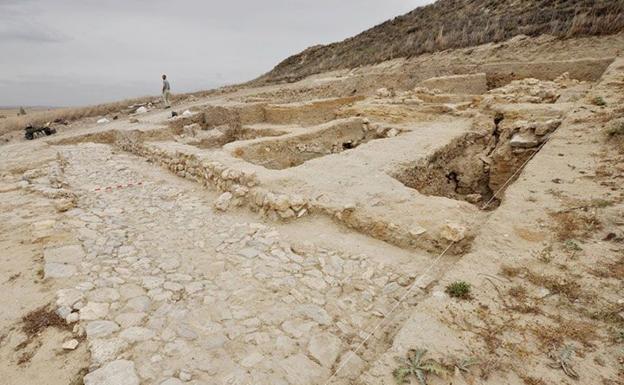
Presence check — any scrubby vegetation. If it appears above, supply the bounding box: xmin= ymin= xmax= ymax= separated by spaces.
xmin=605 ymin=119 xmax=624 ymax=137
xmin=445 ymin=280 xmax=472 ymax=299
xmin=393 ymin=349 xmax=447 ymax=385
xmin=260 ymin=0 xmax=624 ymax=83
xmin=592 ymin=96 xmax=607 ymax=106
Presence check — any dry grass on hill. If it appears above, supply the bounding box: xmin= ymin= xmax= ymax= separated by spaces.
xmin=259 ymin=0 xmax=624 ymax=83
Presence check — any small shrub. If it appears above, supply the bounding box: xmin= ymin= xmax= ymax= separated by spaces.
xmin=590 ymin=198 xmax=614 ymax=208
xmin=532 ymin=244 xmax=554 ymax=263
xmin=563 ymin=240 xmax=582 ymax=252
xmin=508 ymin=285 xmax=528 ymax=300
xmin=605 ymin=119 xmax=624 ymax=137
xmin=446 ymin=281 xmax=472 ymax=299
xmin=592 ymin=96 xmax=607 ymax=106
xmin=501 ymin=265 xmax=523 ymax=278
xmin=547 ymin=345 xmax=578 ymax=379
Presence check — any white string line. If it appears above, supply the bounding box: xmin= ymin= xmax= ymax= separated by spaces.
xmin=325 ymin=133 xmax=555 ymax=383
xmin=324 ymin=241 xmax=456 ymax=384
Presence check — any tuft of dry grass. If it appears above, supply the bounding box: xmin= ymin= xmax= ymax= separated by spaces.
xmin=549 ymin=209 xmax=602 ymax=241
xmin=592 ymin=255 xmax=624 ymax=280
xmin=501 ymin=265 xmax=523 ymax=278
xmin=17 ymin=350 xmax=36 ymax=366
xmin=506 ymin=285 xmax=542 ymax=314
xmin=531 ymin=316 xmax=598 ymax=349
xmin=501 ymin=265 xmax=584 ymax=301
xmin=20 ymin=305 xmax=71 ymax=341
xmin=527 ymin=272 xmax=584 ymax=302
xmin=13 ymin=305 xmax=73 ymax=365
xmin=520 ymin=375 xmax=548 ymax=385
xmin=587 ymin=302 xmax=624 ymax=327
xmin=605 ymin=119 xmax=624 ymax=137
xmin=508 ymin=285 xmax=528 ymax=301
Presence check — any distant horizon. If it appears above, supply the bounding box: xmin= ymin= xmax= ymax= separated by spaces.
xmin=0 ymin=76 xmax=228 ymax=108
xmin=1 ymin=0 xmax=434 ymax=107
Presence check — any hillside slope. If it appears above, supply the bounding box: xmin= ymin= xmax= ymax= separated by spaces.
xmin=258 ymin=0 xmax=624 ymax=83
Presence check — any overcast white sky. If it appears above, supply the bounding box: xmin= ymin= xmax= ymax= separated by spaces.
xmin=0 ymin=0 xmax=434 ymax=106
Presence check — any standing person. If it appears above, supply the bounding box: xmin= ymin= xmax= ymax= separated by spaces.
xmin=162 ymin=74 xmax=171 ymax=108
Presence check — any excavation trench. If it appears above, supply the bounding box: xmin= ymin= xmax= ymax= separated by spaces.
xmin=392 ymin=114 xmax=561 ymax=209
xmin=232 ymin=118 xmax=397 ymax=170
xmin=178 ymin=124 xmax=288 ymax=149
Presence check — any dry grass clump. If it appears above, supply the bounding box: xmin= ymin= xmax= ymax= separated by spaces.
xmin=500 ymin=265 xmax=584 ymax=301
xmin=506 ymin=285 xmax=542 ymax=315
xmin=260 ymin=0 xmax=624 ymax=83
xmin=20 ymin=305 xmax=70 ymax=339
xmin=527 ymin=272 xmax=583 ymax=302
xmin=549 ymin=209 xmax=601 ymax=241
xmin=587 ymin=302 xmax=624 ymax=327
xmin=520 ymin=375 xmax=548 ymax=385
xmin=508 ymin=285 xmax=528 ymax=301
xmin=14 ymin=305 xmax=72 ymax=365
xmin=531 ymin=316 xmax=598 ymax=349
xmin=605 ymin=119 xmax=624 ymax=137
xmin=591 ymin=255 xmax=624 ymax=280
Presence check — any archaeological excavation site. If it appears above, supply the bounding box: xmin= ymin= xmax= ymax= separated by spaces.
xmin=1 ymin=1 xmax=624 ymax=385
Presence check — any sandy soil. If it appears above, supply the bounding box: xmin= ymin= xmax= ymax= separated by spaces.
xmin=0 ymin=186 xmax=89 ymax=385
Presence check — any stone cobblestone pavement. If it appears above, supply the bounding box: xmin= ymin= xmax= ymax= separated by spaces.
xmin=45 ymin=143 xmax=426 ymax=385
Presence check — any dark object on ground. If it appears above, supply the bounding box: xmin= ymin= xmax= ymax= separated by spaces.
xmin=21 ymin=305 xmax=70 ymax=338
xmin=171 ymin=111 xmax=178 ymax=118
xmin=24 ymin=124 xmax=56 ymax=140
xmin=113 ymin=115 xmax=119 ymax=120
xmin=18 ymin=107 xmax=27 ymax=116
